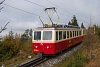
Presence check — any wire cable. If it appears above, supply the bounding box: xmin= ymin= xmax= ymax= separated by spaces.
xmin=46 ymin=0 xmax=89 ymax=22
xmin=46 ymin=0 xmax=72 ymax=15
xmin=2 ymin=3 xmax=51 ymax=19
xmin=24 ymin=0 xmax=72 ymax=18
xmin=25 ymin=0 xmax=45 ymax=8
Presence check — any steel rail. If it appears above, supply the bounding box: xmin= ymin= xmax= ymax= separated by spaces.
xmin=19 ymin=57 xmax=47 ymax=67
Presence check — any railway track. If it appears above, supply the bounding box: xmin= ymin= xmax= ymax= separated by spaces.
xmin=19 ymin=57 xmax=48 ymax=67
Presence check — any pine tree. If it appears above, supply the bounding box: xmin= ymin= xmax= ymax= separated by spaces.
xmin=68 ymin=21 xmax=72 ymax=25
xmin=71 ymin=15 xmax=78 ymax=26
xmin=81 ymin=23 xmax=85 ymax=28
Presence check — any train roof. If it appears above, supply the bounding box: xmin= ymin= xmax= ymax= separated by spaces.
xmin=33 ymin=24 xmax=85 ymax=31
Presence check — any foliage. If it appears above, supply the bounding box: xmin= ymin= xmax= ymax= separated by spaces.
xmin=66 ymin=53 xmax=89 ymax=67
xmin=0 ymin=28 xmax=33 ymax=62
xmin=67 ymin=53 xmax=83 ymax=67
xmin=71 ymin=15 xmax=78 ymax=26
xmin=68 ymin=15 xmax=79 ymax=26
xmin=21 ymin=29 xmax=32 ymax=44
xmin=0 ymin=31 xmax=21 ymax=62
xmin=95 ymin=26 xmax=100 ymax=37
xmin=68 ymin=21 xmax=72 ymax=25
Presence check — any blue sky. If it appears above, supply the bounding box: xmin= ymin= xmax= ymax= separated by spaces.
xmin=0 ymin=0 xmax=100 ymax=36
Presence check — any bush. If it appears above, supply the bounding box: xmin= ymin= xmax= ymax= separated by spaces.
xmin=0 ymin=33 xmax=21 ymax=62
xmin=67 ymin=53 xmax=89 ymax=67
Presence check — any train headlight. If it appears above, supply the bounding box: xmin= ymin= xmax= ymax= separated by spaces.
xmin=47 ymin=46 xmax=49 ymax=49
xmin=35 ymin=46 xmax=38 ymax=48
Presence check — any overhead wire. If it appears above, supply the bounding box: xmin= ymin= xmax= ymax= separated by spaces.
xmin=2 ymin=3 xmax=53 ymax=20
xmin=46 ymin=0 xmax=84 ymax=23
xmin=25 ymin=0 xmax=45 ymax=8
xmin=40 ymin=0 xmax=87 ymax=23
xmin=46 ymin=0 xmax=72 ymax=15
xmin=24 ymin=0 xmax=75 ymax=25
xmin=24 ymin=0 xmax=73 ymax=23
xmin=4 ymin=3 xmax=60 ymax=23
xmin=24 ymin=0 xmax=72 ymax=18
xmin=46 ymin=0 xmax=89 ymax=22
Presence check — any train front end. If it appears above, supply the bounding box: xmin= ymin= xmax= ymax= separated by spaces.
xmin=32 ymin=28 xmax=55 ymax=56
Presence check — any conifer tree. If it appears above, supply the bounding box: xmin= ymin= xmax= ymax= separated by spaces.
xmin=81 ymin=23 xmax=85 ymax=28
xmin=68 ymin=21 xmax=72 ymax=25
xmin=71 ymin=15 xmax=78 ymax=26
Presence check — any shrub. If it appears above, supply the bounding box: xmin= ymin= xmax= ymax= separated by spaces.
xmin=0 ymin=33 xmax=21 ymax=62
xmin=67 ymin=53 xmax=89 ymax=67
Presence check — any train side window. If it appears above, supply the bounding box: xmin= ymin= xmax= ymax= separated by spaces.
xmin=70 ymin=31 xmax=72 ymax=38
xmin=77 ymin=31 xmax=78 ymax=36
xmin=56 ymin=31 xmax=58 ymax=40
xmin=67 ymin=31 xmax=69 ymax=38
xmin=34 ymin=31 xmax=41 ymax=40
xmin=63 ymin=31 xmax=66 ymax=39
xmin=59 ymin=31 xmax=62 ymax=40
xmin=73 ymin=31 xmax=74 ymax=37
xmin=43 ymin=31 xmax=52 ymax=40
xmin=79 ymin=31 xmax=81 ymax=35
xmin=75 ymin=31 xmax=76 ymax=36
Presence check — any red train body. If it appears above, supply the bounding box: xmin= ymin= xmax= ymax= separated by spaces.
xmin=32 ymin=25 xmax=85 ymax=56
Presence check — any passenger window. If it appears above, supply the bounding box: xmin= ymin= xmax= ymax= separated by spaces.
xmin=67 ymin=31 xmax=69 ymax=38
xmin=77 ymin=31 xmax=78 ymax=36
xmin=70 ymin=31 xmax=72 ymax=38
xmin=63 ymin=31 xmax=66 ymax=39
xmin=73 ymin=31 xmax=74 ymax=37
xmin=56 ymin=31 xmax=58 ymax=40
xmin=75 ymin=31 xmax=76 ymax=36
xmin=34 ymin=31 xmax=41 ymax=40
xmin=79 ymin=31 xmax=81 ymax=35
xmin=43 ymin=31 xmax=52 ymax=40
xmin=59 ymin=31 xmax=62 ymax=40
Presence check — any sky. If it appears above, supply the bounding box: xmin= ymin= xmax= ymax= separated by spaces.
xmin=0 ymin=0 xmax=100 ymax=36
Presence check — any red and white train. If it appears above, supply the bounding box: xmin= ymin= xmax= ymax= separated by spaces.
xmin=32 ymin=24 xmax=86 ymax=57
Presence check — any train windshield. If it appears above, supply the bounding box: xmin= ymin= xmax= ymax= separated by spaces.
xmin=43 ymin=31 xmax=52 ymax=40
xmin=34 ymin=31 xmax=41 ymax=40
